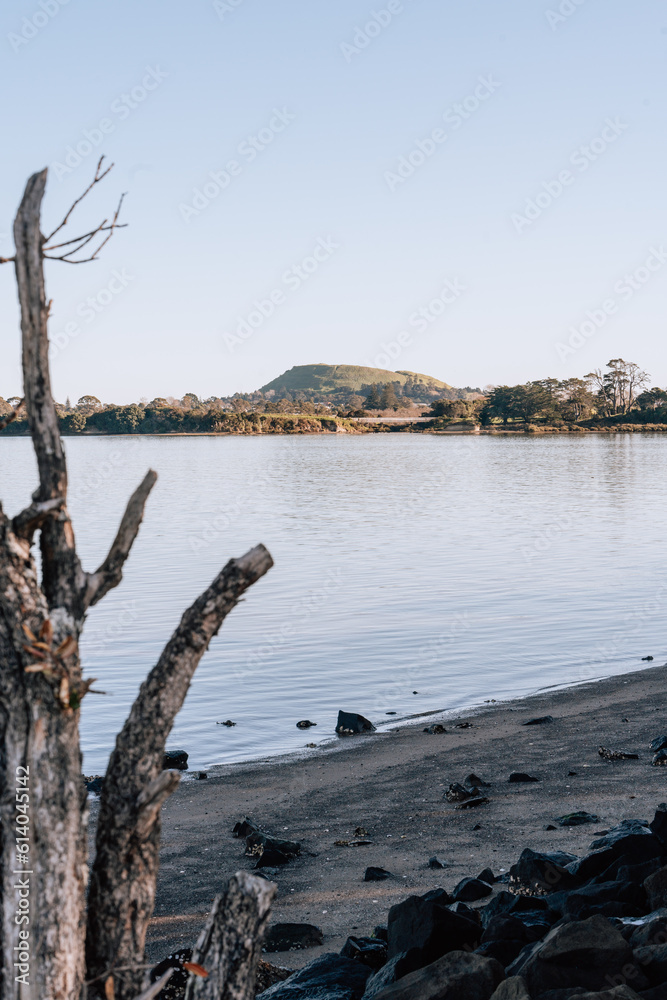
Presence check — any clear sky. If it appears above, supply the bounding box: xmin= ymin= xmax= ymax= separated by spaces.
xmin=1 ymin=0 xmax=666 ymax=403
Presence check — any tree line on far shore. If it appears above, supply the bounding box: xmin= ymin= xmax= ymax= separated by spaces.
xmin=1 ymin=358 xmax=666 ymax=435
xmin=430 ymin=358 xmax=667 ymax=427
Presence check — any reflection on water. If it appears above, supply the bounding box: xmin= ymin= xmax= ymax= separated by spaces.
xmin=2 ymin=432 xmax=666 ymax=772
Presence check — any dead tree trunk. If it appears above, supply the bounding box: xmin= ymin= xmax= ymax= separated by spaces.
xmin=184 ymin=873 xmax=276 ymax=1000
xmin=0 ymin=164 xmax=273 ymax=1000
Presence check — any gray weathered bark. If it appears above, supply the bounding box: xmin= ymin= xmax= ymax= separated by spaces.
xmin=184 ymin=872 xmax=276 ymax=1000
xmin=0 ymin=165 xmax=273 ymax=1000
xmin=85 ymin=545 xmax=273 ymax=1000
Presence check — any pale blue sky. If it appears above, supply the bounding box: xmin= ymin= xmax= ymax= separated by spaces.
xmin=1 ymin=0 xmax=666 ymax=402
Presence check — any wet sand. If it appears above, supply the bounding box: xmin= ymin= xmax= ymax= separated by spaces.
xmin=141 ymin=663 xmax=667 ymax=967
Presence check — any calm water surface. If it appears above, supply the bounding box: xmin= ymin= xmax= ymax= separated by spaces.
xmin=2 ymin=433 xmax=666 ymax=773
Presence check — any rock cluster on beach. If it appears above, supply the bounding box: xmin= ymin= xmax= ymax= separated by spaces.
xmin=153 ymin=801 xmax=667 ymax=1000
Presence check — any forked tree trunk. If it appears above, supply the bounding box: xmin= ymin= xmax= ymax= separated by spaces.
xmin=184 ymin=873 xmax=276 ymax=1000
xmin=0 ymin=168 xmax=274 ymax=1000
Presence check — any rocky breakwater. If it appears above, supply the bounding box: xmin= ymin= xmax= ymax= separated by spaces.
xmin=250 ymin=803 xmax=667 ymax=1000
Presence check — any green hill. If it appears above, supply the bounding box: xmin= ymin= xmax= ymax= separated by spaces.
xmin=259 ymin=364 xmax=452 ymax=396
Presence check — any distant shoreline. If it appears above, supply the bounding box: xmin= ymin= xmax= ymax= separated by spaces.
xmin=5 ymin=422 xmax=667 ymax=439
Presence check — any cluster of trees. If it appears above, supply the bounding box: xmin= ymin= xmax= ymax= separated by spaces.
xmin=427 ymin=359 xmax=661 ymax=427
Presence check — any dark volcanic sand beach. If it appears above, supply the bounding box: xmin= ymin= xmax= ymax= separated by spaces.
xmin=126 ymin=663 xmax=667 ymax=967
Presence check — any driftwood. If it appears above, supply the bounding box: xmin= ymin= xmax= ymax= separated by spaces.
xmin=184 ymin=873 xmax=277 ymax=1000
xmin=0 ymin=163 xmax=273 ymax=1000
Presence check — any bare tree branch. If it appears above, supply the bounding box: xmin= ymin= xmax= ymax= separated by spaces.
xmin=83 ymin=469 xmax=158 ymax=609
xmin=43 ymin=155 xmax=113 ymax=243
xmin=44 ymin=191 xmax=127 ymax=264
xmin=184 ymin=872 xmax=276 ymax=1000
xmin=86 ymin=543 xmax=274 ymax=1000
xmin=13 ymin=169 xmax=86 ymax=613
xmin=135 ymin=769 xmax=181 ymax=839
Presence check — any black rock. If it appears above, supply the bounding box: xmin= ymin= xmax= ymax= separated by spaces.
xmin=589 ymin=819 xmax=652 ymax=851
xmin=508 ymin=772 xmax=540 ymax=783
xmin=445 ymin=782 xmax=472 ymax=802
xmin=336 ymin=711 xmax=376 ymax=736
xmin=423 ymin=724 xmax=447 ymax=734
xmin=387 ymin=889 xmax=481 ymax=967
xmin=452 ymin=877 xmax=493 ymax=902
xmin=427 ymin=856 xmax=450 ymax=869
xmin=556 ymin=811 xmax=600 ymax=827
xmin=84 ymin=775 xmax=104 ymax=795
xmin=372 ymin=926 xmax=388 ymax=942
xmin=653 ymin=750 xmax=667 ymax=766
xmin=644 ymin=865 xmax=667 ymax=910
xmin=523 ymin=716 xmax=553 ymax=725
xmin=547 ymin=879 xmax=647 ymax=918
xmin=507 ymin=913 xmax=642 ymax=995
xmin=633 ymin=942 xmax=667 ymax=986
xmin=475 ymin=937 xmax=527 ymax=967
xmin=364 ymin=867 xmax=393 ymax=882
xmin=194 ymin=771 xmax=207 ymax=780
xmin=598 ymin=746 xmax=639 ymax=761
xmin=246 ymin=831 xmax=301 ymax=868
xmin=481 ymin=915 xmax=533 ymax=945
xmin=628 ymin=906 xmax=667 ymax=947
xmin=465 ymin=772 xmax=490 ymax=788
xmin=643 ymin=655 xmax=655 ymax=661
xmin=650 ymin=735 xmax=667 ymax=752
xmin=360 ymin=950 xmax=424 ymax=999
xmin=447 ymin=901 xmax=479 ymax=922
xmin=650 ymin=803 xmax=667 ymax=850
xmin=509 ymin=848 xmax=580 ymax=894
xmin=477 ymin=868 xmax=496 ymax=885
xmin=149 ymin=948 xmax=192 ymax=998
xmin=455 ymin=722 xmax=473 ymax=729
xmin=263 ymin=923 xmax=324 ymax=952
xmin=232 ymin=817 xmax=260 ymax=838
xmin=570 ymin=828 xmax=664 ymax=882
xmin=296 ymin=720 xmax=317 ymax=729
xmin=488 ymin=977 xmax=531 ymax=999
xmin=480 ymin=891 xmax=555 ymax=930
xmin=545 ymin=824 xmax=557 ymax=831
xmin=366 ymin=951 xmax=504 ymax=1000
xmin=162 ymin=749 xmax=188 ymax=770
xmin=340 ymin=936 xmax=387 ymax=971
xmin=259 ymin=953 xmax=371 ymax=999
xmin=613 ymin=857 xmax=663 ymax=885
xmin=218 ymin=720 xmax=236 ymax=726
